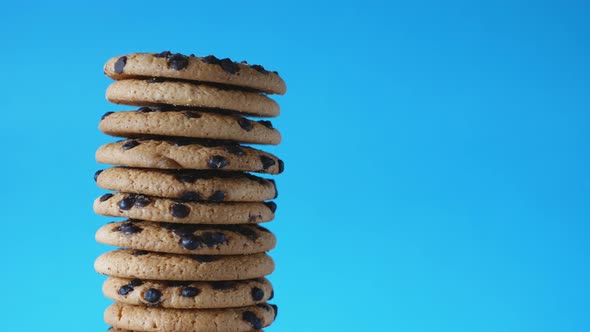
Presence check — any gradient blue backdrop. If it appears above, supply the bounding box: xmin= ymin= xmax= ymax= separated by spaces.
xmin=0 ymin=1 xmax=588 ymax=331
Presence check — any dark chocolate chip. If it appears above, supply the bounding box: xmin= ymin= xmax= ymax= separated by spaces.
xmin=182 ymin=111 xmax=202 ymax=119
xmin=143 ymin=288 xmax=162 ymax=303
xmin=170 ymin=203 xmax=190 ymax=218
xmin=270 ymin=304 xmax=278 ymax=319
xmin=114 ymin=56 xmax=127 ymax=74
xmin=168 ymin=53 xmax=189 ymax=71
xmin=248 ymin=214 xmax=259 ymax=223
xmin=155 ymin=51 xmax=172 ymax=58
xmin=238 ymin=118 xmax=253 ymax=131
xmin=128 ymin=279 xmax=144 ymax=287
xmin=208 ymin=190 xmax=225 ymax=202
xmin=200 ymin=232 xmax=227 ymax=247
xmin=219 ymin=58 xmax=239 ymax=74
xmin=251 ymin=64 xmax=268 ymax=74
xmin=172 ymin=225 xmax=198 ymax=237
xmin=133 ymin=250 xmax=148 ymax=256
xmin=181 ymin=191 xmax=200 ymax=201
xmin=101 ymin=112 xmax=114 ymax=121
xmin=269 ymin=289 xmax=274 ymax=300
xmin=137 ymin=107 xmax=156 ymax=113
xmin=278 ymin=159 xmax=285 ymax=173
xmin=94 ymin=170 xmax=103 ymax=182
xmin=133 ymin=196 xmax=152 ymax=207
xmin=99 ymin=193 xmax=113 ymax=202
xmin=190 ymin=255 xmax=219 ymax=263
xmin=257 ymin=120 xmax=274 ymax=129
xmin=118 ymin=196 xmax=136 ymax=210
xmin=115 ymin=221 xmax=142 ymax=235
xmin=251 ymin=287 xmax=265 ymax=301
xmin=118 ymin=285 xmax=134 ymax=296
xmin=260 ymin=156 xmax=276 ymax=169
xmin=208 ymin=155 xmax=228 ymax=169
xmin=227 ymin=225 xmax=259 ymax=241
xmin=122 ymin=140 xmax=140 ymax=150
xmin=242 ymin=311 xmax=262 ymax=329
xmin=201 ymin=55 xmax=220 ymax=65
xmin=181 ymin=234 xmax=202 ymax=250
xmin=224 ymin=145 xmax=245 ymax=156
xmin=264 ymin=201 xmax=277 ymax=213
xmin=180 ymin=287 xmax=200 ymax=297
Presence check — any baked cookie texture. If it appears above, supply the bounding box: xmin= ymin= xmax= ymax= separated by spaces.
xmin=103 ymin=277 xmax=273 ymax=309
xmin=96 ymin=139 xmax=284 ymax=174
xmin=96 ymin=220 xmax=276 ymax=255
xmin=100 ymin=109 xmax=281 ymax=145
xmin=104 ymin=52 xmax=286 ymax=95
xmin=95 ymin=249 xmax=275 ymax=281
xmin=95 ymin=167 xmax=277 ymax=202
xmin=95 ymin=51 xmax=285 ymax=331
xmin=106 ymin=79 xmax=280 ymax=117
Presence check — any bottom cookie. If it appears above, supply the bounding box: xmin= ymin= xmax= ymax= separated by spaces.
xmin=105 ymin=302 xmax=277 ymax=332
xmin=108 ymin=327 xmax=264 ymax=332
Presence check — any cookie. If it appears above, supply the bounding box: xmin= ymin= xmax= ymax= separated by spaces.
xmin=105 ymin=302 xmax=276 ymax=332
xmin=107 ymin=329 xmax=263 ymax=332
xmin=99 ymin=109 xmax=281 ymax=145
xmin=95 ymin=249 xmax=274 ymax=281
xmin=95 ymin=139 xmax=284 ymax=174
xmin=105 ymin=79 xmax=279 ymax=117
xmin=103 ymin=277 xmax=273 ymax=309
xmin=104 ymin=52 xmax=286 ymax=95
xmin=94 ymin=193 xmax=276 ymax=224
xmin=96 ymin=220 xmax=276 ymax=255
xmin=95 ymin=167 xmax=278 ymax=202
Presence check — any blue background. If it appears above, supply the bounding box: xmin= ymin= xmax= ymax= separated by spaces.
xmin=0 ymin=0 xmax=588 ymax=331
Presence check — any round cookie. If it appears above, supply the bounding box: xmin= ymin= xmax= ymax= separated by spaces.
xmin=95 ymin=139 xmax=284 ymax=174
xmin=99 ymin=108 xmax=281 ymax=145
xmin=104 ymin=52 xmax=287 ymax=95
xmin=94 ymin=193 xmax=276 ymax=224
xmin=105 ymin=79 xmax=279 ymax=117
xmin=103 ymin=277 xmax=273 ymax=308
xmin=96 ymin=220 xmax=276 ymax=255
xmin=108 ymin=328 xmax=263 ymax=332
xmin=95 ymin=167 xmax=277 ymax=202
xmin=105 ymin=302 xmax=277 ymax=332
xmin=95 ymin=249 xmax=274 ymax=281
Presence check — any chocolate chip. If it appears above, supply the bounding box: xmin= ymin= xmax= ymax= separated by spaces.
xmin=224 ymin=145 xmax=244 ymax=156
xmin=118 ymin=196 xmax=136 ymax=210
xmin=219 ymin=58 xmax=239 ymax=74
xmin=251 ymin=64 xmax=268 ymax=74
xmin=248 ymin=214 xmax=259 ymax=223
xmin=122 ymin=140 xmax=140 ymax=150
xmin=251 ymin=287 xmax=265 ymax=301
xmin=269 ymin=289 xmax=274 ymax=300
xmin=115 ymin=221 xmax=142 ymax=235
xmin=264 ymin=201 xmax=277 ymax=213
xmin=155 ymin=51 xmax=172 ymax=58
xmin=133 ymin=196 xmax=152 ymax=207
xmin=242 ymin=311 xmax=262 ymax=329
xmin=278 ymin=159 xmax=285 ymax=173
xmin=260 ymin=156 xmax=276 ymax=169
xmin=181 ymin=234 xmax=202 ymax=250
xmin=137 ymin=107 xmax=156 ymax=113
xmin=201 ymin=55 xmax=220 ymax=65
xmin=201 ymin=232 xmax=227 ymax=247
xmin=99 ymin=193 xmax=113 ymax=202
xmin=172 ymin=225 xmax=198 ymax=237
xmin=143 ymin=288 xmax=162 ymax=304
xmin=181 ymin=191 xmax=200 ymax=201
xmin=118 ymin=285 xmax=134 ymax=296
xmin=94 ymin=170 xmax=103 ymax=182
xmin=190 ymin=255 xmax=219 ymax=263
xmin=128 ymin=279 xmax=144 ymax=287
xmin=168 ymin=53 xmax=189 ymax=71
xmin=270 ymin=304 xmax=278 ymax=319
xmin=114 ymin=56 xmax=127 ymax=74
xmin=133 ymin=250 xmax=148 ymax=256
xmin=182 ymin=111 xmax=202 ymax=119
xmin=227 ymin=225 xmax=259 ymax=241
xmin=101 ymin=112 xmax=114 ymax=120
xmin=208 ymin=155 xmax=228 ymax=169
xmin=208 ymin=190 xmax=225 ymax=202
xmin=170 ymin=203 xmax=190 ymax=218
xmin=180 ymin=287 xmax=200 ymax=297
xmin=238 ymin=118 xmax=253 ymax=131
xmin=257 ymin=120 xmax=274 ymax=129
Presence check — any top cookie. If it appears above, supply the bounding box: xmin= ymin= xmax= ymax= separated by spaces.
xmin=104 ymin=52 xmax=286 ymax=95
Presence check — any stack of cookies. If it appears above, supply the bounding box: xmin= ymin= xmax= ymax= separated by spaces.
xmin=93 ymin=51 xmax=286 ymax=332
